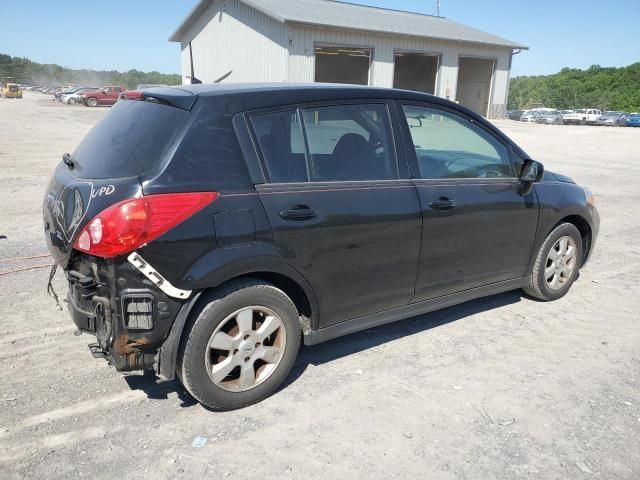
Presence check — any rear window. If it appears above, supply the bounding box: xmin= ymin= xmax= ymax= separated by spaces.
xmin=71 ymin=100 xmax=188 ymax=179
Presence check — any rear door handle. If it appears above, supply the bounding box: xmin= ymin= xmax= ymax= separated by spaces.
xmin=279 ymin=206 xmax=317 ymax=221
xmin=428 ymin=198 xmax=456 ymax=210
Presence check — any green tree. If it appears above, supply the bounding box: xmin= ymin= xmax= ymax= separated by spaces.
xmin=508 ymin=63 xmax=640 ymax=112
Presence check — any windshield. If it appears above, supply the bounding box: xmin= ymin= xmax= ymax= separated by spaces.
xmin=71 ymin=100 xmax=188 ymax=179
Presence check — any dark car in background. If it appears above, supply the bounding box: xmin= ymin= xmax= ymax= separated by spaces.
xmin=43 ymin=84 xmax=599 ymax=410
xmin=507 ymin=109 xmax=524 ymax=120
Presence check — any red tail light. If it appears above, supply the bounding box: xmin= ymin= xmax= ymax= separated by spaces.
xmin=74 ymin=192 xmax=218 ymax=258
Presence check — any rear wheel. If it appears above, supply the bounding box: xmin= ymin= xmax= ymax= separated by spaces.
xmin=179 ymin=279 xmax=301 ymax=410
xmin=68 ymin=97 xmax=76 ymax=105
xmin=524 ymin=223 xmax=583 ymax=301
xmin=87 ymin=97 xmax=98 ymax=107
xmin=580 ymin=118 xmax=586 ymax=125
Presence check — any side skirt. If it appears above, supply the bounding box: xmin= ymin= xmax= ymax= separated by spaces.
xmin=303 ymin=277 xmax=529 ymax=346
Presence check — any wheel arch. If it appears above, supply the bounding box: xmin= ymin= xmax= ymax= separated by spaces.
xmin=555 ymin=214 xmax=592 ymax=266
xmin=157 ymin=269 xmax=317 ymax=380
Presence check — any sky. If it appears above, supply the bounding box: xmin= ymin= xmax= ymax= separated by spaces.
xmin=0 ymin=0 xmax=638 ymax=77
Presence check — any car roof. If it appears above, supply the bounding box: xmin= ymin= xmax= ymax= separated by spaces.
xmin=143 ymin=82 xmax=451 ymax=112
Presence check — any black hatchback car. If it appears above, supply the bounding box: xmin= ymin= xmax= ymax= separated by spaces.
xmin=43 ymin=84 xmax=599 ymax=410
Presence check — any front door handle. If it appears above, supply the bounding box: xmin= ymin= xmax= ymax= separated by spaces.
xmin=280 ymin=205 xmax=317 ymax=221
xmin=428 ymin=197 xmax=456 ymax=210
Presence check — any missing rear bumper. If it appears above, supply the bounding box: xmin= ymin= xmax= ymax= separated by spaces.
xmin=127 ymin=252 xmax=191 ymax=300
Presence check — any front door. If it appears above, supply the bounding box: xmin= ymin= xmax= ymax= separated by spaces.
xmin=398 ymin=103 xmax=539 ymax=301
xmin=249 ymin=102 xmax=422 ymax=326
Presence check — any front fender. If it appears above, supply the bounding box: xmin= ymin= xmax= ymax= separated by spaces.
xmin=530 ymin=181 xmax=599 ymax=270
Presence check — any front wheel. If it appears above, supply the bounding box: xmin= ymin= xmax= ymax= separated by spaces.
xmin=86 ymin=97 xmax=98 ymax=107
xmin=523 ymin=223 xmax=583 ymax=301
xmin=179 ymin=279 xmax=301 ymax=410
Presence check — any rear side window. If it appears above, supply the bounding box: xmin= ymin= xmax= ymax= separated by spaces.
xmin=302 ymin=104 xmax=396 ymax=182
xmin=251 ymin=110 xmax=308 ymax=183
xmin=250 ymin=103 xmax=397 ymax=183
xmin=71 ymin=100 xmax=187 ymax=179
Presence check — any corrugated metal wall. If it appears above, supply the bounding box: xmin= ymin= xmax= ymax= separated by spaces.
xmin=178 ymin=1 xmax=513 ymax=117
xmin=287 ymin=25 xmax=512 ymax=118
xmin=179 ymin=0 xmax=289 ymax=84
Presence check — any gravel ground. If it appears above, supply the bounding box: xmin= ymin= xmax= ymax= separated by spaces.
xmin=1 ymin=92 xmax=639 ymax=480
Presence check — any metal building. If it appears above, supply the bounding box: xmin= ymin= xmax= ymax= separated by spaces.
xmin=169 ymin=0 xmax=527 ymax=118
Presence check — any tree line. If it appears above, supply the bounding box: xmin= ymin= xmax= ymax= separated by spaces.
xmin=0 ymin=53 xmax=181 ymax=89
xmin=508 ymin=63 xmax=640 ymax=112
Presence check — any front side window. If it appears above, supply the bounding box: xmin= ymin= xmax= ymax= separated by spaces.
xmin=402 ymin=105 xmax=513 ymax=179
xmin=250 ymin=103 xmax=397 ymax=183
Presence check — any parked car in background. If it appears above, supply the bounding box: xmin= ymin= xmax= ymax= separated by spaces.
xmin=55 ymin=87 xmax=79 ymax=101
xmin=82 ymin=86 xmax=125 ymax=107
xmin=563 ymin=109 xmax=601 ymax=125
xmin=535 ymin=110 xmax=564 ymax=125
xmin=520 ymin=110 xmax=541 ymax=122
xmin=595 ymin=111 xmax=627 ymax=127
xmin=507 ymin=110 xmax=524 ymax=121
xmin=624 ymin=113 xmax=640 ymax=127
xmin=61 ymin=88 xmax=99 ymax=105
xmin=43 ymin=84 xmax=599 ymax=410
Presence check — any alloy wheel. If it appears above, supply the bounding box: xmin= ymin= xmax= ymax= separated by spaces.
xmin=204 ymin=306 xmax=286 ymax=392
xmin=545 ymin=236 xmax=577 ymax=290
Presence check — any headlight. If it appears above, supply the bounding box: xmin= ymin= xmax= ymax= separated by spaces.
xmin=584 ymin=188 xmax=596 ymax=206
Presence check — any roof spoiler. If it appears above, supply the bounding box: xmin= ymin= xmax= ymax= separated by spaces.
xmin=119 ymin=87 xmax=198 ymax=110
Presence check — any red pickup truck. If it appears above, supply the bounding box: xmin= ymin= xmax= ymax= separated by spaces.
xmin=82 ymin=86 xmax=125 ymax=107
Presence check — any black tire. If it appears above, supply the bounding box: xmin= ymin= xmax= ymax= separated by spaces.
xmin=580 ymin=118 xmax=586 ymax=125
xmin=87 ymin=97 xmax=98 ymax=107
xmin=178 ymin=279 xmax=301 ymax=410
xmin=523 ymin=223 xmax=583 ymax=301
xmin=68 ymin=98 xmax=76 ymax=105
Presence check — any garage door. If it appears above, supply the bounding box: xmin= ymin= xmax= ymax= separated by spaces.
xmin=456 ymin=57 xmax=495 ymax=117
xmin=393 ymin=53 xmax=438 ymax=94
xmin=315 ymin=46 xmax=371 ymax=85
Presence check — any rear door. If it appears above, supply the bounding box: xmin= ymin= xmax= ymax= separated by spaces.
xmin=248 ymin=101 xmax=422 ymax=327
xmin=398 ymin=102 xmax=539 ymax=300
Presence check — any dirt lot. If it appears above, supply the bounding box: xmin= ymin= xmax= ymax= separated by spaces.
xmin=1 ymin=93 xmax=639 ymax=480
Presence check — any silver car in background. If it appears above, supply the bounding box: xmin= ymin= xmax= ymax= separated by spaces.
xmin=520 ymin=110 xmax=541 ymax=122
xmin=535 ymin=110 xmax=564 ymax=125
xmin=595 ymin=111 xmax=627 ymax=126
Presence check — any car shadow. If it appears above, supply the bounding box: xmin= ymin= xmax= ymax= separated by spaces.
xmin=123 ymin=371 xmax=199 ymax=408
xmin=280 ymin=289 xmax=524 ymax=391
xmin=123 ymin=290 xmax=523 ymax=407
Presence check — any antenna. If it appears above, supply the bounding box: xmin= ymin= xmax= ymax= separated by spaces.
xmin=188 ymin=42 xmax=202 ymax=85
xmin=436 ymin=0 xmax=441 ymax=16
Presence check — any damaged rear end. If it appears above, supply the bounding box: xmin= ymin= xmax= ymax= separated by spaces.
xmin=42 ymin=88 xmax=213 ymax=371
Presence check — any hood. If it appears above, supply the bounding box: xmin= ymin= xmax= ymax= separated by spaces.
xmin=544 ymin=170 xmax=576 ymax=184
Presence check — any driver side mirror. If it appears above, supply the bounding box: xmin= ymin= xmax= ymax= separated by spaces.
xmin=519 ymin=159 xmax=544 ymax=196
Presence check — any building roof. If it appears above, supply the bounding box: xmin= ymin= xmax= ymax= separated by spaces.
xmin=169 ymin=0 xmax=528 ymax=50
